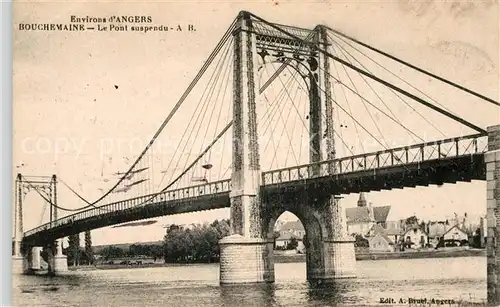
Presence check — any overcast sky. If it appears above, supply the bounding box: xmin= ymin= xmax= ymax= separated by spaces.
xmin=12 ymin=1 xmax=499 ymax=245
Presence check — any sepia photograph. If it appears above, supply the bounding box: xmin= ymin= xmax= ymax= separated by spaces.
xmin=10 ymin=1 xmax=499 ymax=306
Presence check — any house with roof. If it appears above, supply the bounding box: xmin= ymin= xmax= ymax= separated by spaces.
xmin=275 ymin=230 xmax=295 ymax=248
xmin=275 ymin=230 xmax=305 ymax=252
xmin=274 ymin=219 xmax=286 ymax=232
xmin=279 ymin=220 xmax=306 ymax=239
xmin=427 ymin=221 xmax=450 ymax=247
xmin=442 ymin=225 xmax=469 ymax=246
xmin=346 ymin=193 xmax=391 ymax=236
xmin=402 ymin=225 xmax=428 ymax=249
xmin=383 ymin=220 xmax=404 ymax=244
xmin=366 ymin=224 xmax=395 ymax=252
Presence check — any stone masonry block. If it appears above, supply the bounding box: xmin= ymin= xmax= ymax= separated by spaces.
xmin=488 ymin=189 xmax=496 ymax=200
xmin=488 ymin=199 xmax=499 ymax=210
xmin=219 ymin=235 xmax=272 ymax=284
xmin=486 ymin=125 xmax=500 ymax=133
xmin=486 ymin=151 xmax=500 ymax=163
xmin=488 ymin=215 xmax=497 ymax=229
xmin=488 ymin=170 xmax=495 ymax=181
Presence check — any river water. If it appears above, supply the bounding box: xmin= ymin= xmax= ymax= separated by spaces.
xmin=13 ymin=257 xmax=486 ymax=306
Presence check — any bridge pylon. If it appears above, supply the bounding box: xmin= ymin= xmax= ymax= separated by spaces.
xmin=219 ymin=11 xmax=271 ymax=284
xmin=12 ymin=174 xmax=68 ymax=275
xmin=486 ymin=125 xmax=500 ymax=304
xmin=12 ymin=174 xmax=25 ymax=274
xmin=219 ymin=12 xmax=356 ymax=284
xmin=46 ymin=175 xmax=68 ymax=275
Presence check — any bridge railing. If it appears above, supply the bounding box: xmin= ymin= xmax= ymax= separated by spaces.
xmin=24 ymin=178 xmax=232 ymax=237
xmin=262 ymin=133 xmax=488 ymax=185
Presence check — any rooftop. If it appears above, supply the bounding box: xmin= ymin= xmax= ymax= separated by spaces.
xmin=346 ymin=205 xmax=391 ymax=223
xmin=280 ymin=220 xmax=305 ymax=232
xmin=277 ymin=230 xmax=301 ymax=241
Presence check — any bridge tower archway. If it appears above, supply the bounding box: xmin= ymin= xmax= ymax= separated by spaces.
xmin=265 ymin=206 xmax=324 ymax=281
xmin=261 ymin=190 xmax=356 ymax=281
xmin=219 ymin=11 xmax=356 ymax=284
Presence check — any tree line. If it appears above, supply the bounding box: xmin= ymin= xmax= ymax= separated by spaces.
xmin=100 ymin=244 xmax=164 ymax=261
xmin=163 ymin=219 xmax=230 ymax=263
xmin=99 ymin=219 xmax=231 ymax=264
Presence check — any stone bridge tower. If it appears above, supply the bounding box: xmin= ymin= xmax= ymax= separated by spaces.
xmin=219 ymin=11 xmax=356 ymax=284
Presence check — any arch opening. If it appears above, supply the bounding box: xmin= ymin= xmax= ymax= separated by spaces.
xmin=265 ymin=205 xmax=325 ymax=281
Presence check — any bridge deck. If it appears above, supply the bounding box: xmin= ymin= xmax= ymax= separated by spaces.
xmin=22 ymin=134 xmax=487 ymax=245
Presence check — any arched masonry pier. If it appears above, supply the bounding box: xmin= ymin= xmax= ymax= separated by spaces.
xmin=24 ymin=246 xmax=42 ymax=275
xmin=46 ymin=239 xmax=68 ymax=276
xmin=218 ymin=11 xmax=272 ymax=284
xmin=12 ymin=245 xmax=43 ymax=275
xmin=218 ymin=11 xmax=356 ymax=284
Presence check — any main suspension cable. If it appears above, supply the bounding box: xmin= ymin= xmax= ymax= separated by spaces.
xmin=247 ymin=12 xmax=487 ymax=134
xmin=328 ymin=27 xmax=500 ymax=107
xmin=86 ymin=17 xmax=238 ymax=207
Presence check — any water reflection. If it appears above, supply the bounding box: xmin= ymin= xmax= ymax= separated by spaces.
xmin=306 ymin=279 xmax=357 ymax=305
xmin=220 ymin=283 xmax=277 ymax=307
xmin=13 ymin=257 xmax=487 ymax=307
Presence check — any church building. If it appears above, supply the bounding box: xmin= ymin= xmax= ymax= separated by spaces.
xmin=346 ymin=193 xmax=391 ymax=236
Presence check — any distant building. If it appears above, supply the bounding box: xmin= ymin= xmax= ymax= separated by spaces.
xmin=275 ymin=230 xmax=305 ymax=252
xmin=443 ymin=225 xmax=468 ymax=243
xmin=427 ymin=221 xmax=451 ymax=247
xmin=369 ymin=234 xmax=394 ymax=252
xmin=279 ymin=220 xmax=306 ymax=239
xmin=366 ymin=224 xmax=395 ymax=252
xmin=384 ymin=220 xmax=404 ymax=244
xmin=402 ymin=226 xmax=428 ymax=249
xmin=274 ymin=219 xmax=286 ymax=232
xmin=275 ymin=231 xmax=295 ymax=248
xmin=346 ymin=193 xmax=391 ymax=236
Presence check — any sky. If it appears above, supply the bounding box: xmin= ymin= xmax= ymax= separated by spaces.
xmin=12 ymin=1 xmax=499 ymax=246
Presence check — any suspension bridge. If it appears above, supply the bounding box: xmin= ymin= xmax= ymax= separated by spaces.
xmin=12 ymin=10 xmax=500 ymax=303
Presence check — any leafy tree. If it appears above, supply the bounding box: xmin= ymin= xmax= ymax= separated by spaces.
xmin=101 ymin=245 xmax=124 ymax=260
xmin=68 ymin=234 xmax=81 ymax=266
xmin=150 ymin=245 xmax=163 ymax=261
xmin=85 ymin=231 xmax=94 ymax=265
xmin=354 ymin=235 xmax=369 ymax=248
xmin=405 ymin=216 xmax=418 ymax=226
xmin=163 ymin=219 xmax=231 ymax=263
xmin=471 ymin=227 xmax=482 ymax=248
xmin=287 ymin=237 xmax=299 ymax=250
xmin=64 ymin=246 xmax=92 ymax=265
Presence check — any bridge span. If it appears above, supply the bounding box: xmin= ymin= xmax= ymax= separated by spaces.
xmin=23 ymin=133 xmax=487 ymax=245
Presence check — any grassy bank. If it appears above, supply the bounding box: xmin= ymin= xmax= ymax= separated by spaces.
xmin=274 ymin=248 xmax=486 ymax=263
xmin=355 ymin=248 xmax=486 ymax=261
xmin=63 ymin=248 xmax=486 ymax=271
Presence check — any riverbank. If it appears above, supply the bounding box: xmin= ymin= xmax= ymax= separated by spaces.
xmin=356 ymin=248 xmax=486 ymax=261
xmin=62 ymin=248 xmax=487 ymax=271
xmin=274 ymin=248 xmax=486 ymax=263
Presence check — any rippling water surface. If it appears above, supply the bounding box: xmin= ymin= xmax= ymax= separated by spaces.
xmin=13 ymin=257 xmax=486 ymax=306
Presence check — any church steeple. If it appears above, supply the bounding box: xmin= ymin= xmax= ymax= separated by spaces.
xmin=357 ymin=192 xmax=367 ymax=207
